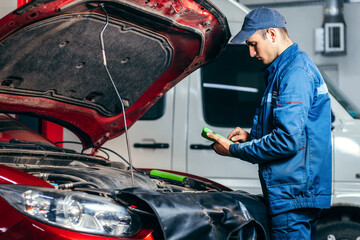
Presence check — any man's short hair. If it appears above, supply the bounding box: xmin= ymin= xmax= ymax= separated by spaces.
xmin=257 ymin=28 xmax=289 ymax=40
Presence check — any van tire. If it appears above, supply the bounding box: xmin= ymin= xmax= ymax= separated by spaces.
xmin=316 ymin=221 xmax=360 ymax=240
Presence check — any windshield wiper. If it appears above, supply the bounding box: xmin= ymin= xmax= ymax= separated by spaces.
xmin=0 ymin=139 xmax=77 ymax=154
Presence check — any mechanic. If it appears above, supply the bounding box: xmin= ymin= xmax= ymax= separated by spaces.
xmin=207 ymin=7 xmax=332 ymax=240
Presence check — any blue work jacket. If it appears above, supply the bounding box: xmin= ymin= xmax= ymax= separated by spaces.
xmin=229 ymin=44 xmax=332 ymax=215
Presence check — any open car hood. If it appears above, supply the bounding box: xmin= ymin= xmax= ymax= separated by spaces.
xmin=0 ymin=0 xmax=230 ymax=147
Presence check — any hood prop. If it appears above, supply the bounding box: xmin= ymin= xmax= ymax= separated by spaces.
xmin=99 ymin=3 xmax=135 ymax=187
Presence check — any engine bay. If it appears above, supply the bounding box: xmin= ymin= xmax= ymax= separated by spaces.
xmin=0 ymin=149 xmax=223 ymax=194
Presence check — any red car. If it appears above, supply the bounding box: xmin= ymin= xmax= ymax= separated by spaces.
xmin=0 ymin=0 xmax=268 ymax=239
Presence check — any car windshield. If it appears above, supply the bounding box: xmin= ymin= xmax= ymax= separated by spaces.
xmin=322 ymin=72 xmax=360 ymax=119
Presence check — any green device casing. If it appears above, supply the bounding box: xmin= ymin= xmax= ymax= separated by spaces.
xmin=150 ymin=169 xmax=187 ymax=182
xmin=201 ymin=127 xmax=233 ymax=143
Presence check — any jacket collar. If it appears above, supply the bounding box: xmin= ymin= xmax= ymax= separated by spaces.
xmin=266 ymin=43 xmax=298 ymax=74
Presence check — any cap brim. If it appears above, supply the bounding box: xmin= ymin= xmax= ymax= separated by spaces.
xmin=230 ymin=29 xmax=256 ymax=44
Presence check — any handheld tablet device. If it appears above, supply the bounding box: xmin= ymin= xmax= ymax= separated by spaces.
xmin=201 ymin=127 xmax=233 ymax=143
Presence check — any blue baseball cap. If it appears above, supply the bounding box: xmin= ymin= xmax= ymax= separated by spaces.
xmin=231 ymin=7 xmax=286 ymax=44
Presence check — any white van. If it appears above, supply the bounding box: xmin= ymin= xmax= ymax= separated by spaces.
xmin=104 ymin=1 xmax=360 ymax=239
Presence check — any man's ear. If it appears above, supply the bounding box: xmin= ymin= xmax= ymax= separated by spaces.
xmin=267 ymin=28 xmax=277 ymax=43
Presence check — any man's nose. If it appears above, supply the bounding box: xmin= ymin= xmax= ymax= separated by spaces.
xmin=249 ymin=46 xmax=256 ymax=57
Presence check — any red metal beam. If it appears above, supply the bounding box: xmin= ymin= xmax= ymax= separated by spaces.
xmin=41 ymin=121 xmax=64 ymax=147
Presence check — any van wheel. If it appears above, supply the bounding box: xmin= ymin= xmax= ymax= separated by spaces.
xmin=316 ymin=221 xmax=360 ymax=240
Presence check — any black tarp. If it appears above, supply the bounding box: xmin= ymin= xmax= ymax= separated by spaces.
xmin=119 ymin=189 xmax=269 ymax=240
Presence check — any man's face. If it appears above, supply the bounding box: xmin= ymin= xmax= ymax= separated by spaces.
xmin=245 ymin=30 xmax=277 ymax=65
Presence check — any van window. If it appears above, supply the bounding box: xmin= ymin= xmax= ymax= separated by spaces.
xmin=201 ymin=44 xmax=266 ymax=128
xmin=140 ymin=95 xmax=166 ymax=120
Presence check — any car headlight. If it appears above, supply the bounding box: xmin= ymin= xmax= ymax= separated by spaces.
xmin=0 ymin=185 xmax=141 ymax=237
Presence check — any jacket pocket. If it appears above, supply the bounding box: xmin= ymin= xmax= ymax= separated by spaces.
xmin=274 ymin=94 xmax=306 ymax=135
xmin=266 ymin=151 xmax=306 ymax=187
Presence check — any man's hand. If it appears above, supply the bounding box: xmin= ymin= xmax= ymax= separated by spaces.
xmin=228 ymin=127 xmax=250 ymax=143
xmin=206 ymin=132 xmax=233 ymax=156
xmin=207 ymin=127 xmax=250 ymax=157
